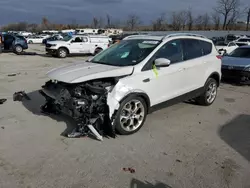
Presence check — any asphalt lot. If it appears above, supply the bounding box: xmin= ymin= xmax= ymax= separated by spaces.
xmin=0 ymin=45 xmax=250 ymax=188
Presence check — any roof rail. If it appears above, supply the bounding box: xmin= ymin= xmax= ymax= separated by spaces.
xmin=162 ymin=33 xmax=207 ymax=40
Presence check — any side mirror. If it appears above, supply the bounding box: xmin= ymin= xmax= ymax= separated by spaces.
xmin=154 ymin=58 xmax=171 ymax=67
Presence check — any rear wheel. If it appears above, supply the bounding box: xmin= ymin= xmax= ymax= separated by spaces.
xmin=14 ymin=45 xmax=23 ymax=54
xmin=196 ymin=78 xmax=218 ymax=106
xmin=28 ymin=40 xmax=33 ymax=44
xmin=114 ymin=95 xmax=147 ymax=135
xmin=57 ymin=48 xmax=67 ymax=58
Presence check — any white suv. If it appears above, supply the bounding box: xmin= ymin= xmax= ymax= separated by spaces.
xmin=40 ymin=33 xmax=222 ymax=139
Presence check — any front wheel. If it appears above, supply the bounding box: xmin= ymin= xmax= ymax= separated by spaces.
xmin=57 ymin=48 xmax=67 ymax=58
xmin=28 ymin=40 xmax=33 ymax=44
xmin=114 ymin=95 xmax=148 ymax=135
xmin=196 ymin=78 xmax=218 ymax=106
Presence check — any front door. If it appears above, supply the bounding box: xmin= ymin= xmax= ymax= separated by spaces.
xmin=128 ymin=39 xmax=188 ymax=106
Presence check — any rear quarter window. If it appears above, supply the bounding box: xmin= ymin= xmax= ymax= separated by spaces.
xmin=199 ymin=40 xmax=212 ymax=55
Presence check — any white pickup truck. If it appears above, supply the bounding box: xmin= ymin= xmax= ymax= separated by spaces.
xmin=46 ymin=35 xmax=111 ymax=58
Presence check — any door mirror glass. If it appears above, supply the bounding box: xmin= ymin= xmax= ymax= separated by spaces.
xmin=154 ymin=58 xmax=171 ymax=67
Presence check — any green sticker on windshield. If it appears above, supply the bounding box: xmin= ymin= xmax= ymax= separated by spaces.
xmin=153 ymin=64 xmax=158 ymax=78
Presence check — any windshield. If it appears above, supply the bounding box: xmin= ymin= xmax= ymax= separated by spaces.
xmin=62 ymin=35 xmax=72 ymax=41
xmin=229 ymin=48 xmax=250 ymax=58
xmin=91 ymin=39 xmax=160 ymax=66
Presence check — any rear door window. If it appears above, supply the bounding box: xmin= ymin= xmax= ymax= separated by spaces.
xmin=183 ymin=39 xmax=203 ymax=60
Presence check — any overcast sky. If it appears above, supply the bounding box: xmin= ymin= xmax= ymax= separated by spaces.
xmin=0 ymin=0 xmax=249 ymax=25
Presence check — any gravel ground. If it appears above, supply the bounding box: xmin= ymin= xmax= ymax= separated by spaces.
xmin=0 ymin=45 xmax=250 ymax=188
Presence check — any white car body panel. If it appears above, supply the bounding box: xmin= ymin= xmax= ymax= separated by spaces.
xmin=47 ymin=62 xmax=134 ymax=83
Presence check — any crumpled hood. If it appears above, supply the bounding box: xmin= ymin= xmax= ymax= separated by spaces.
xmin=222 ymin=56 xmax=250 ymax=69
xmin=47 ymin=61 xmax=134 ymax=83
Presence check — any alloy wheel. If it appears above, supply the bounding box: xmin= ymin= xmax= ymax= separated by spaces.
xmin=120 ymin=99 xmax=145 ymax=132
xmin=206 ymin=82 xmax=217 ymax=104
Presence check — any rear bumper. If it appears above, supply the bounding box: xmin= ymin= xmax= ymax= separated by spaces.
xmin=221 ymin=68 xmax=250 ymax=84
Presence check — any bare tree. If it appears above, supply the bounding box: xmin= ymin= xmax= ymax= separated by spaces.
xmin=171 ymin=10 xmax=187 ymax=31
xmin=106 ymin=14 xmax=111 ymax=28
xmin=202 ymin=13 xmax=210 ymax=30
xmin=246 ymin=8 xmax=250 ymax=31
xmin=214 ymin=0 xmax=240 ymax=30
xmin=41 ymin=17 xmax=51 ymax=29
xmin=195 ymin=15 xmax=203 ymax=30
xmin=92 ymin=17 xmax=99 ymax=28
xmin=126 ymin=14 xmax=142 ymax=31
xmin=226 ymin=7 xmax=240 ymax=29
xmin=186 ymin=9 xmax=193 ymax=31
xmin=98 ymin=17 xmax=104 ymax=28
xmin=212 ymin=12 xmax=221 ymax=30
xmin=152 ymin=13 xmax=166 ymax=31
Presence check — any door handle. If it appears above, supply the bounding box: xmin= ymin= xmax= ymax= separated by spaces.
xmin=143 ymin=78 xmax=150 ymax=82
xmin=178 ymin=68 xmax=184 ymax=71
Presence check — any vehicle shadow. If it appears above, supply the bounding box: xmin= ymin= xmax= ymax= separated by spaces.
xmin=130 ymin=179 xmax=172 ymax=188
xmin=221 ymin=79 xmax=250 ymax=86
xmin=21 ymin=90 xmax=76 ymax=137
xmin=218 ymin=114 xmax=250 ymax=162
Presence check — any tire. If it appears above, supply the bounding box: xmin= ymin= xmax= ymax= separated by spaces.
xmin=57 ymin=48 xmax=67 ymax=58
xmin=94 ymin=48 xmax=103 ymax=55
xmin=196 ymin=78 xmax=218 ymax=106
xmin=14 ymin=45 xmax=23 ymax=54
xmin=28 ymin=40 xmax=33 ymax=44
xmin=114 ymin=95 xmax=148 ymax=135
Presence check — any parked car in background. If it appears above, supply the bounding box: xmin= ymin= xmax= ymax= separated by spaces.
xmin=45 ymin=35 xmax=111 ymax=58
xmin=234 ymin=37 xmax=250 ymax=46
xmin=2 ymin=34 xmax=28 ymax=54
xmin=27 ymin=35 xmax=49 ymax=44
xmin=216 ymin=41 xmax=239 ymax=55
xmin=39 ymin=33 xmax=221 ymax=138
xmin=42 ymin=34 xmax=64 ymax=45
xmin=110 ymin=33 xmax=141 ymax=44
xmin=221 ymin=46 xmax=250 ymax=84
xmin=224 ymin=34 xmax=238 ymax=44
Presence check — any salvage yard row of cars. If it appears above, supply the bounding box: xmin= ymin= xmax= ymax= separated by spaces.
xmin=1 ymin=32 xmax=250 ymax=140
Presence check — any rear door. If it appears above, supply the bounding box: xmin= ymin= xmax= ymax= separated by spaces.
xmin=182 ymin=39 xmax=212 ymax=91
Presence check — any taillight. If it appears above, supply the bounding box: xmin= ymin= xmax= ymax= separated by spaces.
xmin=216 ymin=55 xmax=222 ymax=59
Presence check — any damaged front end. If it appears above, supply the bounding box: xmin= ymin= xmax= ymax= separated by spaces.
xmin=39 ymin=78 xmax=118 ymax=140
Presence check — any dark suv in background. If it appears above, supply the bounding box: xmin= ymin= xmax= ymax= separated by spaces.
xmin=2 ymin=34 xmax=28 ymax=54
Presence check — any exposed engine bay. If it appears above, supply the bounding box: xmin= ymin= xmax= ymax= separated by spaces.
xmin=39 ymin=78 xmax=118 ymax=140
